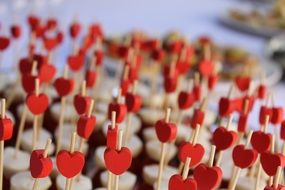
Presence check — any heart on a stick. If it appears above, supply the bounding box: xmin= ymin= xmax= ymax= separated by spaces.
xmin=26 ymin=93 xmax=49 ymax=115
xmin=30 ymin=150 xmax=53 ymax=178
xmin=178 ymin=142 xmax=205 ymax=167
xmin=168 ymin=174 xmax=197 ymax=190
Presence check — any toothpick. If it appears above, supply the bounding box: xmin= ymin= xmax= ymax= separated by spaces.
xmin=208 ymin=145 xmax=216 ymax=167
xmin=182 ymin=157 xmax=191 ymax=180
xmin=32 ymin=138 xmax=52 ymax=190
xmin=111 ymin=111 xmax=116 ymax=129
xmin=114 ymin=130 xmax=123 ymax=190
xmin=81 ymin=80 xmax=86 ymax=96
xmin=14 ymin=105 xmax=28 ymax=158
xmin=32 ymin=79 xmax=40 ymax=150
xmin=0 ymin=99 xmax=5 ymax=190
xmin=65 ymin=133 xmax=77 ymax=190
xmin=273 ymin=166 xmax=282 ymax=188
xmin=200 ymin=97 xmax=208 ymax=112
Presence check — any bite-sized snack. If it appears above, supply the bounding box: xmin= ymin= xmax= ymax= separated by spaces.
xmin=56 ymin=174 xmax=92 ymax=190
xmin=100 ymin=171 xmax=136 ymax=190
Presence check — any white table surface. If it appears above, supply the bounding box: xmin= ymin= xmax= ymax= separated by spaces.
xmin=0 ymin=0 xmax=284 ymax=131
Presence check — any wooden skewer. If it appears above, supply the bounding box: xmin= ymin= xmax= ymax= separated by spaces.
xmin=268 ymin=135 xmax=276 ymax=187
xmin=156 ymin=108 xmax=171 ymax=190
xmin=208 ymin=145 xmax=216 ymax=167
xmin=114 ymin=130 xmax=124 ymax=190
xmin=273 ymin=166 xmax=282 ymax=188
xmin=216 ymin=115 xmax=233 ymax=167
xmin=32 ymin=138 xmax=52 ymax=190
xmin=182 ymin=157 xmax=191 ymax=180
xmin=56 ymin=65 xmax=69 ymax=154
xmin=0 ymin=99 xmax=6 ymax=190
xmin=228 ymin=130 xmax=253 ymax=190
xmin=65 ymin=132 xmax=77 ymax=190
xmin=32 ymin=79 xmax=40 ymax=150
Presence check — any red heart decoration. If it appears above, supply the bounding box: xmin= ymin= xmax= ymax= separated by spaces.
xmin=155 ymin=120 xmax=177 ymax=143
xmin=198 ymin=59 xmax=214 ymax=77
xmin=26 ymin=93 xmax=49 ymax=115
xmin=260 ymin=152 xmax=285 ymax=176
xmin=151 ymin=49 xmax=165 ymax=62
xmin=19 ymin=58 xmax=32 ymax=74
xmin=259 ymin=106 xmax=273 ymax=125
xmin=38 ymin=63 xmax=56 ymax=83
xmin=30 ymin=150 xmax=53 ymax=178
xmin=120 ymin=79 xmax=130 ymax=96
xmin=21 ymin=74 xmax=38 ymax=94
xmin=85 ymin=70 xmax=97 ymax=88
xmin=232 ymin=145 xmax=258 ymax=168
xmin=0 ymin=117 xmax=13 ymax=141
xmin=257 ymin=85 xmax=267 ymax=100
xmin=69 ymin=22 xmax=81 ymax=39
xmin=104 ymin=147 xmax=132 ymax=175
xmin=193 ymin=163 xmax=223 ymax=190
xmin=0 ymin=36 xmax=10 ymax=51
xmin=176 ymin=61 xmax=191 ymax=75
xmin=54 ymin=77 xmax=74 ymax=97
xmin=125 ymin=93 xmax=142 ymax=113
xmin=192 ymin=85 xmax=201 ymax=101
xmin=190 ymin=109 xmax=205 ymax=129
xmin=107 ymin=125 xmax=118 ymax=149
xmin=235 ymin=76 xmax=250 ymax=91
xmin=213 ymin=127 xmax=238 ymax=151
xmin=56 ymin=150 xmax=85 ymax=178
xmin=164 ymin=75 xmax=178 ymax=93
xmin=43 ymin=38 xmax=58 ymax=52
xmin=46 ymin=18 xmax=57 ymax=30
xmin=73 ymin=94 xmax=92 ymax=115
xmin=232 ymin=97 xmax=244 ymax=113
xmin=178 ymin=91 xmax=195 ymax=110
xmin=237 ymin=113 xmax=248 ymax=133
xmin=94 ymin=50 xmax=104 ymax=66
xmin=107 ymin=103 xmax=127 ymax=123
xmin=67 ymin=54 xmax=84 ymax=71
xmin=271 ymin=107 xmax=284 ymax=125
xmin=77 ymin=114 xmax=96 ymax=139
xmin=281 ymin=121 xmax=285 ymax=140
xmin=251 ymin=131 xmax=271 ymax=153
xmin=178 ymin=142 xmax=205 ymax=167
xmin=10 ymin=25 xmax=21 ymax=39
xmin=168 ymin=174 xmax=197 ymax=190
xmin=218 ymin=97 xmax=231 ymax=117
xmin=208 ymin=74 xmax=219 ymax=91
xmin=264 ymin=185 xmax=285 ymax=190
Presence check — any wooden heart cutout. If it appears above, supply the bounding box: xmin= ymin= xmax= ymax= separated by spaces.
xmin=251 ymin=131 xmax=271 ymax=153
xmin=155 ymin=119 xmax=177 ymax=143
xmin=30 ymin=150 xmax=53 ymax=178
xmin=26 ymin=93 xmax=49 ymax=115
xmin=73 ymin=94 xmax=92 ymax=115
xmin=54 ymin=77 xmax=75 ymax=97
xmin=198 ymin=59 xmax=214 ymax=77
xmin=38 ymin=63 xmax=56 ymax=83
xmin=21 ymin=74 xmax=38 ymax=94
xmin=107 ymin=125 xmax=118 ymax=149
xmin=232 ymin=145 xmax=258 ymax=169
xmin=178 ymin=91 xmax=195 ymax=110
xmin=67 ymin=54 xmax=84 ymax=71
xmin=85 ymin=70 xmax=97 ymax=88
xmin=0 ymin=36 xmax=10 ymax=51
xmin=260 ymin=152 xmax=285 ymax=176
xmin=125 ymin=93 xmax=142 ymax=113
xmin=235 ymin=76 xmax=250 ymax=91
xmin=178 ymin=142 xmax=205 ymax=167
xmin=190 ymin=109 xmax=205 ymax=129
xmin=0 ymin=117 xmax=13 ymax=141
xmin=168 ymin=174 xmax=197 ymax=190
xmin=107 ymin=103 xmax=127 ymax=123
xmin=213 ymin=127 xmax=237 ymax=151
xmin=77 ymin=115 xmax=96 ymax=139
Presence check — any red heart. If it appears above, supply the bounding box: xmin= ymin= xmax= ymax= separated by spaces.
xmin=213 ymin=127 xmax=238 ymax=151
xmin=73 ymin=94 xmax=92 ymax=115
xmin=0 ymin=36 xmax=10 ymax=51
xmin=178 ymin=91 xmax=195 ymax=110
xmin=30 ymin=150 xmax=53 ymax=178
xmin=198 ymin=59 xmax=214 ymax=77
xmin=208 ymin=74 xmax=219 ymax=91
xmin=193 ymin=163 xmax=223 ymax=190
xmin=107 ymin=103 xmax=127 ymax=123
xmin=251 ymin=131 xmax=271 ymax=153
xmin=168 ymin=174 xmax=197 ymax=190
xmin=281 ymin=121 xmax=285 ymax=140
xmin=94 ymin=50 xmax=104 ymax=66
xmin=125 ymin=93 xmax=142 ymax=113
xmin=260 ymin=152 xmax=285 ymax=176
xmin=259 ymin=106 xmax=273 ymax=125
xmin=69 ymin=22 xmax=81 ymax=39
xmin=237 ymin=113 xmax=248 ymax=133
xmin=151 ymin=49 xmax=165 ymax=62
xmin=235 ymin=76 xmax=250 ymax=91
xmin=43 ymin=38 xmax=58 ymax=52
xmin=176 ymin=61 xmax=191 ymax=75
xmin=107 ymin=125 xmax=118 ymax=149
xmin=232 ymin=97 xmax=244 ymax=113
xmin=46 ymin=18 xmax=57 ymax=30
xmin=21 ymin=74 xmax=38 ymax=94
xmin=164 ymin=75 xmax=178 ymax=93
xmin=19 ymin=58 xmax=33 ymax=74
xmin=192 ymin=85 xmax=201 ymax=101
xmin=104 ymin=147 xmax=132 ymax=175
xmin=77 ymin=114 xmax=96 ymax=139
xmin=257 ymin=85 xmax=267 ymax=100
xmin=120 ymin=79 xmax=130 ymax=96
xmin=190 ymin=109 xmax=205 ymax=129
xmin=0 ymin=117 xmax=13 ymax=141
xmin=67 ymin=54 xmax=84 ymax=71
xmin=85 ymin=70 xmax=97 ymax=88
xmin=218 ymin=97 xmax=231 ymax=117
xmin=10 ymin=25 xmax=21 ymax=39
xmin=38 ymin=63 xmax=56 ymax=83
xmin=271 ymin=107 xmax=283 ymax=125
xmin=54 ymin=77 xmax=74 ymax=97
xmin=155 ymin=120 xmax=177 ymax=143
xmin=178 ymin=142 xmax=205 ymax=167
xmin=264 ymin=185 xmax=285 ymax=190
xmin=232 ymin=145 xmax=258 ymax=168
xmin=26 ymin=93 xmax=49 ymax=115
xmin=56 ymin=150 xmax=85 ymax=178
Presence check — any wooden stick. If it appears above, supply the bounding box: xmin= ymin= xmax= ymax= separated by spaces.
xmin=32 ymin=138 xmax=52 ymax=190
xmin=56 ymin=66 xmax=69 ymax=154
xmin=81 ymin=80 xmax=86 ymax=96
xmin=208 ymin=145 xmax=216 ymax=167
xmin=32 ymin=79 xmax=40 ymax=150
xmin=273 ymin=166 xmax=282 ymax=188
xmin=13 ymin=105 xmax=27 ymax=158
xmin=182 ymin=157 xmax=191 ymax=180
xmin=0 ymin=99 xmax=5 ymax=190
